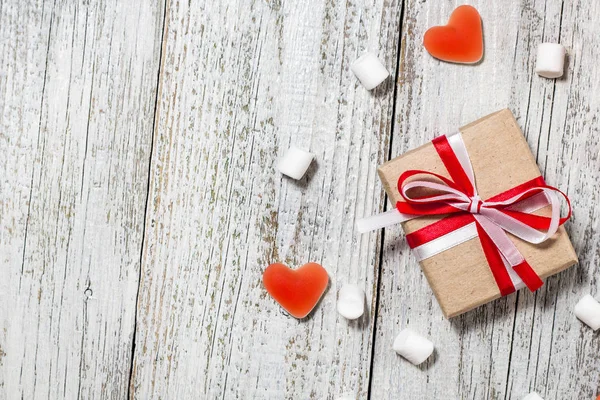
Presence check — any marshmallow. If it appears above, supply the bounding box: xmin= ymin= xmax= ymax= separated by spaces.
xmin=277 ymin=145 xmax=314 ymax=180
xmin=535 ymin=43 xmax=566 ymax=78
xmin=574 ymin=294 xmax=600 ymax=331
xmin=337 ymin=284 xmax=365 ymax=320
xmin=351 ymin=52 xmax=389 ymax=90
xmin=523 ymin=392 xmax=544 ymax=400
xmin=393 ymin=328 xmax=434 ymax=365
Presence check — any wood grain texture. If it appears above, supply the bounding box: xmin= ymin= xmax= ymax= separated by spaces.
xmin=3 ymin=0 xmax=599 ymax=399
xmin=0 ymin=0 xmax=164 ymax=398
xmin=129 ymin=0 xmax=402 ymax=398
xmin=506 ymin=1 xmax=600 ymax=398
xmin=371 ymin=0 xmax=600 ymax=399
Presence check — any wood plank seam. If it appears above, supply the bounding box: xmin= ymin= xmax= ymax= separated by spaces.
xmin=366 ymin=0 xmax=406 ymax=398
xmin=127 ymin=0 xmax=169 ymax=398
xmin=17 ymin=0 xmax=56 ymax=292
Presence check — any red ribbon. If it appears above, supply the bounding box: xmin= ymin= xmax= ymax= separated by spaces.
xmin=396 ymin=135 xmax=571 ymax=296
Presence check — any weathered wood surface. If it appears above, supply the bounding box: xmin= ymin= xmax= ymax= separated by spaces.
xmin=129 ymin=0 xmax=402 ymax=398
xmin=371 ymin=0 xmax=600 ymax=399
xmin=0 ymin=0 xmax=164 ymax=398
xmin=2 ymin=0 xmax=599 ymax=399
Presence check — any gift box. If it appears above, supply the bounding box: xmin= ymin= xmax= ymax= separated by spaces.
xmin=377 ymin=109 xmax=578 ymax=318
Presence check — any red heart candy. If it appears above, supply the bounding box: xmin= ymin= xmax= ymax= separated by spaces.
xmin=423 ymin=5 xmax=483 ymax=64
xmin=263 ymin=262 xmax=329 ymax=319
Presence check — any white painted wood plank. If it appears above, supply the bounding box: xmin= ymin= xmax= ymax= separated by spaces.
xmin=506 ymin=1 xmax=600 ymax=398
xmin=371 ymin=0 xmax=599 ymax=398
xmin=0 ymin=1 xmax=164 ymax=398
xmin=130 ymin=0 xmax=402 ymax=398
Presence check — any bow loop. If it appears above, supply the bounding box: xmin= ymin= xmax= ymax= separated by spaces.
xmin=395 ymin=131 xmax=571 ymax=295
xmin=357 ymin=130 xmax=572 ymax=297
xmin=397 ymin=137 xmax=571 ymax=246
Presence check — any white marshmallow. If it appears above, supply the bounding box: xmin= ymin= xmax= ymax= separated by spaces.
xmin=277 ymin=145 xmax=314 ymax=180
xmin=393 ymin=328 xmax=434 ymax=365
xmin=523 ymin=392 xmax=544 ymax=400
xmin=337 ymin=284 xmax=365 ymax=320
xmin=351 ymin=52 xmax=389 ymax=90
xmin=535 ymin=43 xmax=566 ymax=78
xmin=574 ymin=294 xmax=600 ymax=331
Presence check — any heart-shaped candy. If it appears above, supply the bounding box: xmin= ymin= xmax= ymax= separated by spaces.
xmin=423 ymin=5 xmax=483 ymax=64
xmin=263 ymin=262 xmax=329 ymax=319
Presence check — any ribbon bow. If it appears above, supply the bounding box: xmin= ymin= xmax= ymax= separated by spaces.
xmin=359 ymin=131 xmax=571 ymax=296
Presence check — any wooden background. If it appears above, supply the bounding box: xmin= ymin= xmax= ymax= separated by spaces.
xmin=1 ymin=0 xmax=599 ymax=398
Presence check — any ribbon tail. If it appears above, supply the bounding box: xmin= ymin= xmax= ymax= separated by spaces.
xmin=475 ymin=222 xmax=516 ymax=297
xmin=475 ymin=215 xmax=544 ymax=293
xmin=513 ymin=261 xmax=543 ymax=292
xmin=356 ymin=208 xmax=420 ymax=233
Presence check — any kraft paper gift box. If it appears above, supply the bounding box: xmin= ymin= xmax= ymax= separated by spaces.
xmin=378 ymin=109 xmax=578 ymax=318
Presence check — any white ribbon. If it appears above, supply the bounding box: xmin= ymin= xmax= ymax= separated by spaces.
xmin=357 ymin=131 xmax=567 ymax=289
xmin=410 ymin=191 xmax=550 ymax=261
